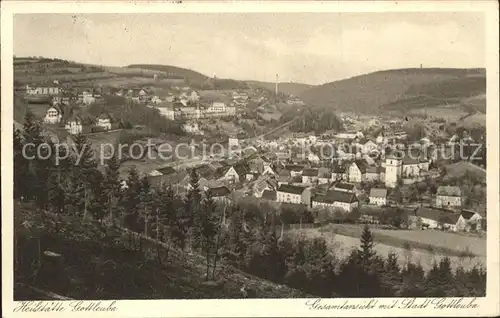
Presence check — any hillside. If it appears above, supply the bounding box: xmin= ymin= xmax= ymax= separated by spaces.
xmin=246 ymin=81 xmax=312 ymax=97
xmin=14 ymin=202 xmax=309 ymax=300
xmin=300 ymin=68 xmax=486 ymax=115
xmin=127 ymin=64 xmax=209 ymax=82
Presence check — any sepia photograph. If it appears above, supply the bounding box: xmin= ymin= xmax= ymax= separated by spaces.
xmin=2 ymin=1 xmax=499 ymax=317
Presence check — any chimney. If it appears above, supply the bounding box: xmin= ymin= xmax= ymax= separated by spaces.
xmin=275 ymin=74 xmax=279 ymax=97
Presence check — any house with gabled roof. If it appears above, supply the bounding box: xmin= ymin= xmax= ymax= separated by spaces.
xmin=311 ymin=190 xmax=359 ymax=212
xmin=333 ymin=182 xmax=356 ymax=193
xmin=276 ymin=184 xmax=311 ymax=206
xmin=285 ymin=164 xmax=305 ymax=177
xmin=436 ymin=186 xmax=462 ymax=208
xmin=208 ymin=186 xmax=232 ymax=203
xmin=414 ymin=206 xmax=461 ymax=230
xmin=318 ymin=167 xmax=332 ymax=184
xmin=43 ymin=104 xmax=63 ymax=124
xmin=217 ymin=162 xmax=249 ymax=184
xmin=96 ymin=113 xmax=112 ymax=130
xmin=456 ymin=209 xmax=484 ymax=232
xmin=331 ymin=163 xmax=348 ymax=181
xmin=369 ymin=188 xmax=388 ymax=206
xmin=302 ymin=168 xmax=319 ymax=184
xmin=65 ymin=113 xmax=83 ymax=135
xmin=365 ymin=166 xmax=385 ymax=182
xmin=348 ymin=160 xmax=368 ymax=183
xmin=253 ymin=176 xmax=278 ymax=197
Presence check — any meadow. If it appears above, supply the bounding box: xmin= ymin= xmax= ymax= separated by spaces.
xmin=287 ymin=226 xmax=486 ymax=272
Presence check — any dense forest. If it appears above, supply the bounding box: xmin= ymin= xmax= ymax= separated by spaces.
xmin=14 ymin=113 xmax=486 ymax=298
xmin=281 ymin=107 xmax=344 ymax=134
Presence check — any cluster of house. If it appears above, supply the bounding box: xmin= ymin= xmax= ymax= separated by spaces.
xmin=43 ymin=104 xmax=113 ymax=134
xmin=142 ymin=143 xmax=483 ymax=232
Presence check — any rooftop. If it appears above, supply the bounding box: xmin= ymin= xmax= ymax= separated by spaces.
xmin=437 ymin=186 xmax=462 ymax=197
xmin=369 ymin=188 xmax=388 ymax=198
xmin=277 ymin=184 xmax=307 ymax=195
xmin=262 ymin=190 xmax=277 ymax=201
xmin=313 ymin=190 xmax=358 ymax=204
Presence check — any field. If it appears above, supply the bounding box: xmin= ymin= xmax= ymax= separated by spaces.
xmin=407 ymin=105 xmax=470 ymax=121
xmin=287 ymin=225 xmax=486 ymax=272
xmin=15 ymin=72 xmax=116 ymax=84
xmin=444 ymin=161 xmax=486 ymax=180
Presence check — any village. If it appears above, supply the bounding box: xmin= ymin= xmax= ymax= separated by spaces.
xmin=18 ymin=76 xmax=487 ymax=236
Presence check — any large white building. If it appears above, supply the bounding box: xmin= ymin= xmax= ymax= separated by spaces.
xmin=26 ymin=85 xmax=61 ymax=96
xmin=311 ymin=190 xmax=359 ymax=213
xmin=276 ymin=184 xmax=311 ymax=206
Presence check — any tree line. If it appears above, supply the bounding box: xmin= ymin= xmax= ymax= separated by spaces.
xmin=14 ymin=112 xmax=485 ymax=297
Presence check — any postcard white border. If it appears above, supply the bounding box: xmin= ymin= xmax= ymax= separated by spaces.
xmin=2 ymin=1 xmax=499 ymax=317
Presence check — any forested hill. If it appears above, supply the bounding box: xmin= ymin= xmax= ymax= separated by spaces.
xmin=299 ymin=68 xmax=486 ymax=114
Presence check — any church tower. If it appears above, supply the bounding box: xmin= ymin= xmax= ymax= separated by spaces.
xmin=385 ymin=154 xmax=402 ymax=188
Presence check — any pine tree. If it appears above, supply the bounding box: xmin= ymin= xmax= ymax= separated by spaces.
xmin=185 ymin=168 xmax=202 ymax=249
xmin=424 ymin=258 xmax=455 ymax=297
xmin=138 ymin=177 xmax=153 ymax=236
xmin=123 ymin=167 xmax=142 ymax=232
xmin=88 ymin=170 xmax=107 ymax=223
xmin=14 ymin=128 xmax=29 ymax=199
xmin=201 ymin=192 xmax=218 ymax=280
xmin=69 ymin=134 xmax=98 ymax=218
xmin=380 ymin=252 xmax=402 ymax=296
xmin=22 ymin=112 xmax=54 ymax=207
xmin=103 ymin=151 xmax=122 ymax=224
xmin=47 ymin=167 xmax=66 ymax=213
xmin=303 ymin=237 xmax=335 ymax=296
xmin=227 ymin=207 xmax=246 ymax=268
xmin=400 ymin=261 xmax=425 ymax=296
xmin=258 ymin=229 xmax=286 ymax=283
xmin=359 ymin=225 xmax=376 ymax=269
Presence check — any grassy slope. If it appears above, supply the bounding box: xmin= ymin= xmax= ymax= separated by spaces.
xmin=299 ymin=68 xmax=486 ymax=114
xmin=14 ymin=202 xmax=308 ymax=300
xmin=127 ymin=64 xmax=209 ymax=82
xmin=246 ymin=81 xmax=313 ymax=97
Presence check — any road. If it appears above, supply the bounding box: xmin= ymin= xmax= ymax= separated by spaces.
xmin=244 ymin=117 xmax=300 ymax=143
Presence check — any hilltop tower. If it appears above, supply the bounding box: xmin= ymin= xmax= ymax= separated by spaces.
xmin=385 ymin=154 xmax=402 ymax=188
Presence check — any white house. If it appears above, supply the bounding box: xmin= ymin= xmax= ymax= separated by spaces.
xmin=65 ymin=116 xmax=83 ymax=135
xmin=43 ymin=105 xmax=62 ymax=124
xmin=457 ymin=210 xmax=484 ymax=232
xmin=436 ymin=186 xmax=462 ymax=208
xmin=150 ymin=95 xmax=162 ymax=105
xmin=348 ymin=160 xmax=368 ymax=183
xmin=276 ymin=184 xmax=311 ymax=205
xmin=369 ymin=188 xmax=387 ymax=206
xmin=96 ymin=113 xmax=112 ymax=130
xmin=183 ymin=121 xmax=203 ymax=135
xmin=79 ymin=91 xmax=96 ymax=105
xmin=301 ymin=168 xmax=319 ymax=184
xmin=311 ymin=190 xmax=359 ymax=213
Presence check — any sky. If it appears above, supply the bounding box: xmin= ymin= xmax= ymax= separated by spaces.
xmin=14 ymin=12 xmax=485 ymax=85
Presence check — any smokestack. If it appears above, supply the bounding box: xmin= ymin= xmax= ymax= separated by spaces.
xmin=275 ymin=74 xmax=279 ymax=96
